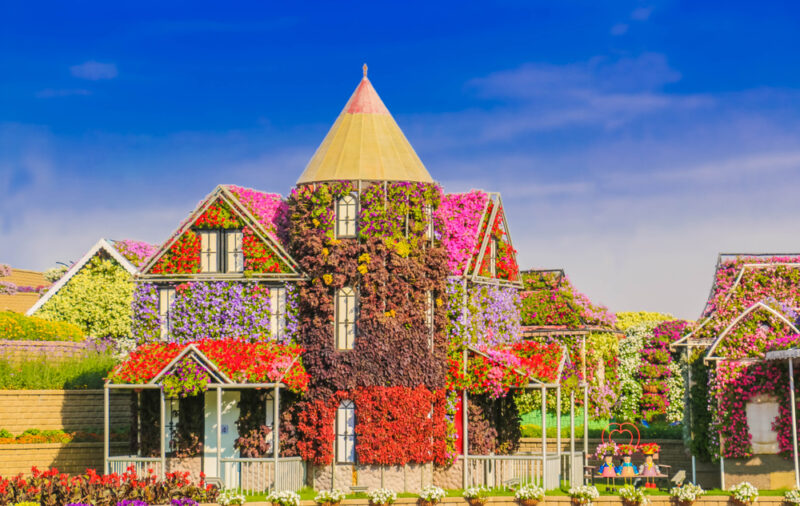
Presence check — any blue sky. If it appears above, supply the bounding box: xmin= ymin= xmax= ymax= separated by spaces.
xmin=2 ymin=1 xmax=800 ymax=319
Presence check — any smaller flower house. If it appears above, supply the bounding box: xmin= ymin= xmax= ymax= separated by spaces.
xmin=104 ymin=339 xmax=309 ymax=492
xmin=674 ymin=254 xmax=800 ymax=490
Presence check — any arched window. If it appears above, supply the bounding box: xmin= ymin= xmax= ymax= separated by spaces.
xmin=158 ymin=286 xmax=175 ymax=340
xmin=424 ymin=204 xmax=434 ymax=241
xmin=336 ymin=400 xmax=356 ymax=463
xmin=270 ymin=286 xmax=287 ymax=341
xmin=335 ymin=286 xmax=358 ymax=350
xmin=335 ymin=193 xmax=358 ymax=238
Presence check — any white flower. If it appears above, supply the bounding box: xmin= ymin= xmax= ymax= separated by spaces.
xmin=267 ymin=490 xmax=301 ymax=506
xmin=730 ymin=482 xmax=758 ymax=504
xmin=670 ymin=483 xmax=705 ymax=504
xmin=515 ymin=484 xmax=545 ymax=502
xmin=218 ymin=489 xmax=246 ymax=506
xmin=784 ymin=489 xmax=800 ymax=505
xmin=420 ymin=485 xmax=446 ymax=503
xmin=368 ymin=488 xmax=397 ymax=505
xmin=315 ymin=489 xmax=347 ymax=504
xmin=463 ymin=486 xmax=490 ymax=500
xmin=569 ymin=485 xmax=600 ymax=505
xmin=619 ymin=485 xmax=649 ymax=506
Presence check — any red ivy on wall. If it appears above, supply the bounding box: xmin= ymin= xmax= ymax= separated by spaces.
xmin=295 ymin=387 xmax=448 ymax=466
xmin=150 ymin=231 xmax=201 ymax=274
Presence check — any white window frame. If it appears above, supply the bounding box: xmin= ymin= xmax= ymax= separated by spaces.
xmin=335 ymin=286 xmax=358 ymax=350
xmin=225 ymin=230 xmax=244 ymax=273
xmin=424 ymin=204 xmax=434 ymax=242
xmin=264 ymin=391 xmax=275 ymax=456
xmin=336 ymin=399 xmax=356 ymax=463
xmin=270 ymin=286 xmax=287 ymax=340
xmin=199 ymin=230 xmax=220 ymax=273
xmin=335 ymin=193 xmax=358 ymax=238
xmin=425 ymin=291 xmax=435 ymax=351
xmin=489 ymin=239 xmax=498 ymax=277
xmin=159 ymin=286 xmax=176 ymax=340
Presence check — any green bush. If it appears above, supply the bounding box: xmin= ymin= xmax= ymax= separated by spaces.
xmin=0 ymin=429 xmax=12 ymax=438
xmin=0 ymin=311 xmax=84 ymax=341
xmin=0 ymin=352 xmax=115 ymax=389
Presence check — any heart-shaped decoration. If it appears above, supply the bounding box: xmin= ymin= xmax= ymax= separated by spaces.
xmin=601 ymin=422 xmax=640 ymax=446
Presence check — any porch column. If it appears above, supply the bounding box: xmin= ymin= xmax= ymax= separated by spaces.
xmin=104 ymin=385 xmax=109 ymax=475
xmin=556 ymin=386 xmax=561 ymax=487
xmin=541 ymin=386 xmax=547 ymax=488
xmin=569 ymin=391 xmax=575 ymax=486
xmin=462 ymin=348 xmax=469 ymax=489
xmin=790 ymin=358 xmax=799 ymax=488
xmin=274 ymin=384 xmax=280 ymax=491
xmin=583 ymin=384 xmax=588 ymax=468
xmin=160 ymin=388 xmax=166 ymax=479
xmin=216 ymin=386 xmax=222 ymax=481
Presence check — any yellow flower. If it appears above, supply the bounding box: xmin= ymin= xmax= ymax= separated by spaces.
xmin=329 ymin=238 xmax=341 ymax=246
xmin=357 ymin=264 xmax=368 ymax=275
xmin=435 ymin=298 xmax=443 ymax=307
xmin=395 ymin=241 xmax=411 ymax=257
xmin=322 ymin=274 xmax=333 ymax=285
xmin=384 ymin=309 xmax=396 ymax=318
xmin=358 ymin=253 xmax=371 ymax=264
xmin=322 ymin=248 xmax=329 ymax=256
xmin=312 ymin=218 xmax=320 ymax=227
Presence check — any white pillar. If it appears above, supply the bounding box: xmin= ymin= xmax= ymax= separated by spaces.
xmin=160 ymin=389 xmax=166 ymax=479
xmin=103 ymin=386 xmax=109 ymax=475
xmin=541 ymin=386 xmax=547 ymax=489
xmin=790 ymin=358 xmax=799 ymax=489
xmin=274 ymin=385 xmax=280 ymax=491
xmin=556 ymin=386 xmax=562 ymax=487
xmin=570 ymin=391 xmax=575 ymax=486
xmin=216 ymin=387 xmax=222 ymax=481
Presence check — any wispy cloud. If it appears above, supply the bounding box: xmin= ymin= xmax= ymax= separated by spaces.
xmin=70 ymin=61 xmax=118 ymax=80
xmin=610 ymin=23 xmax=629 ymax=36
xmin=35 ymin=88 xmax=92 ymax=98
xmin=631 ymin=7 xmax=654 ymax=21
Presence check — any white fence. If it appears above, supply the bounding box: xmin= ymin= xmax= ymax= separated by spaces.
xmin=221 ymin=457 xmax=306 ymax=494
xmin=464 ymin=453 xmax=584 ymax=490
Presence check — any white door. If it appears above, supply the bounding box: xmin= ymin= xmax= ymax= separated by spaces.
xmin=204 ymin=390 xmax=241 ymax=479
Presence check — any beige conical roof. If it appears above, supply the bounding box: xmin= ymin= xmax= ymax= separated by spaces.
xmin=296 ymin=67 xmax=434 ymax=185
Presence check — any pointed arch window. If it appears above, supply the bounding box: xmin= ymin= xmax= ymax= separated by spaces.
xmin=335 ymin=193 xmax=358 ymax=238
xmin=336 ymin=399 xmax=356 ymax=463
xmin=335 ymin=286 xmax=358 ymax=350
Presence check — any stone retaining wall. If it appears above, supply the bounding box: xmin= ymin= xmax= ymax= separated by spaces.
xmin=0 ymin=389 xmax=131 ymax=434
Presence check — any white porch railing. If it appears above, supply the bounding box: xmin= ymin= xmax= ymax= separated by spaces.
xmin=221 ymin=457 xmax=306 ymax=494
xmin=107 ymin=456 xmax=162 ymax=476
xmin=465 ymin=452 xmax=584 ymax=490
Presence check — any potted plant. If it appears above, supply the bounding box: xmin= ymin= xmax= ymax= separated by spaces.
xmin=730 ymin=482 xmax=758 ymax=505
xmin=316 ymin=489 xmax=347 ymax=506
xmin=217 ymin=489 xmax=246 ymax=506
xmin=670 ymin=483 xmax=705 ymax=506
xmin=267 ymin=490 xmax=301 ymax=506
xmin=785 ymin=489 xmax=800 ymax=505
xmin=619 ymin=485 xmax=649 ymax=506
xmin=368 ymin=488 xmax=398 ymax=506
xmin=568 ymin=485 xmax=599 ymax=506
xmin=463 ymin=486 xmax=490 ymax=506
xmin=514 ymin=484 xmax=545 ymax=506
xmin=419 ymin=485 xmax=446 ymax=506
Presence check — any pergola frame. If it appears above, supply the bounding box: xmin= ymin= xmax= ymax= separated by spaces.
xmin=459 ymin=337 xmax=585 ymax=490
xmin=104 ymin=345 xmax=295 ymax=490
xmin=764 ymin=348 xmax=800 ymax=489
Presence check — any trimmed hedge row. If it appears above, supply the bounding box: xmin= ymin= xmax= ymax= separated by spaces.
xmin=0 ymin=311 xmax=84 ymax=341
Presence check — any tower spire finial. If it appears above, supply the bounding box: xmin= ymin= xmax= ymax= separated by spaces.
xmin=363 ymin=63 xmax=368 ymax=78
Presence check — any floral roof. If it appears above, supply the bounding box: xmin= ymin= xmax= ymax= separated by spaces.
xmin=107 ymin=339 xmax=309 ymax=393
xmin=113 ymin=240 xmax=158 ymax=267
xmin=519 ymin=269 xmax=616 ymax=329
xmin=223 ymin=185 xmax=289 ymax=246
xmin=447 ymin=341 xmax=565 ymax=398
xmin=685 ymin=254 xmax=800 ymax=359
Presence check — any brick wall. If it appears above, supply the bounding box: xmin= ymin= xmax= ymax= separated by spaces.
xmin=0 ymin=340 xmax=90 ymax=361
xmin=0 ymin=442 xmax=127 ymax=476
xmin=0 ymin=390 xmax=131 ymax=434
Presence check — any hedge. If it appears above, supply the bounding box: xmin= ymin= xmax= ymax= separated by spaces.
xmin=0 ymin=311 xmax=84 ymax=341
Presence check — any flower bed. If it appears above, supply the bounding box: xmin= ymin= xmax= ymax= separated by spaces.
xmin=0 ymin=311 xmax=83 ymax=342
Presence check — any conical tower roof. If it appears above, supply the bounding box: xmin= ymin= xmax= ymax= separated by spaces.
xmin=296 ymin=65 xmax=434 ymax=185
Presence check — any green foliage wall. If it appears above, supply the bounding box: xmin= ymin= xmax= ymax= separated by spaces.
xmin=36 ymin=256 xmax=134 ymax=339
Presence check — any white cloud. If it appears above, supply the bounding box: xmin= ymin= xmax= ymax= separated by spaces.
xmin=631 ymin=7 xmax=654 ymax=21
xmin=70 ymin=61 xmax=118 ymax=80
xmin=611 ymin=23 xmax=629 ymax=35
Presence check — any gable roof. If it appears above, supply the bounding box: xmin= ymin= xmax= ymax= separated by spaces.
xmin=704 ymin=299 xmax=800 ymax=362
xmin=296 ymin=68 xmax=434 ymax=185
xmin=138 ymin=185 xmax=302 ymax=280
xmin=467 ymin=193 xmax=522 ymax=287
xmin=26 ymin=238 xmax=138 ymax=316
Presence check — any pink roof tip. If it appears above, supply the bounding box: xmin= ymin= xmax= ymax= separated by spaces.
xmin=344 ymin=78 xmax=390 ymax=115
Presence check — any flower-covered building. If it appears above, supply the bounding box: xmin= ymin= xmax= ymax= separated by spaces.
xmin=107 ymin=67 xmax=576 ymax=492
xmin=674 ymin=254 xmax=800 ymax=489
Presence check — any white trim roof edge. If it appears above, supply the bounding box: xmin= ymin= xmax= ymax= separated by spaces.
xmin=26 ymin=238 xmax=137 ymax=316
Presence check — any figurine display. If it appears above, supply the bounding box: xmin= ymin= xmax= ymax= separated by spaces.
xmin=595 ymin=441 xmax=619 ymax=490
xmin=638 ymin=442 xmax=661 ymax=488
xmin=616 ymin=444 xmax=639 ymax=483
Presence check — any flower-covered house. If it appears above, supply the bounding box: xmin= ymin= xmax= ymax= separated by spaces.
xmin=673 ymin=254 xmax=800 ymax=489
xmin=106 ymin=67 xmax=581 ymax=493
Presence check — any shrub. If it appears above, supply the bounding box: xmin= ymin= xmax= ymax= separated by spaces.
xmin=267 ymin=490 xmax=301 ymax=506
xmin=217 ymin=489 xmax=245 ymax=506
xmin=368 ymin=489 xmax=397 ymax=506
xmin=784 ymin=489 xmax=800 ymax=504
xmin=315 ymin=489 xmax=346 ymax=505
xmin=0 ymin=311 xmax=83 ymax=341
xmin=0 ymin=352 xmax=116 ymax=389
xmin=730 ymin=482 xmax=758 ymax=504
